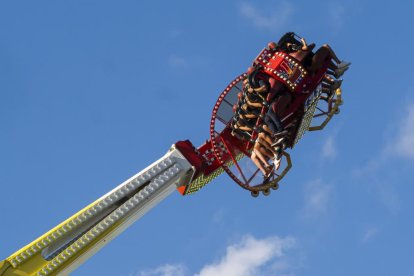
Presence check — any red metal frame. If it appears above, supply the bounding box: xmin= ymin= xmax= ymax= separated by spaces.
xmin=208 ymin=49 xmax=329 ymax=192
xmin=176 ymin=46 xmax=332 ymax=195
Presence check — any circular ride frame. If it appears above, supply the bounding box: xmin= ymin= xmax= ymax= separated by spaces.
xmin=209 ymin=73 xmax=292 ymax=196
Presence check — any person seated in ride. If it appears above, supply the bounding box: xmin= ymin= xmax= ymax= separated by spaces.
xmin=232 ymin=102 xmax=259 ymax=132
xmin=232 ymin=81 xmax=267 ymax=134
xmin=262 ymin=94 xmax=291 ymax=170
xmin=298 ymin=37 xmax=350 ymax=79
xmin=248 ymin=85 xmax=291 ymax=177
xmin=230 ymin=83 xmax=279 ymax=177
xmin=245 ymin=37 xmax=299 ymax=178
xmin=251 ymin=123 xmax=287 ymax=179
xmin=276 ymin=33 xmax=349 ymax=97
xmin=264 ymin=35 xmax=315 ymax=103
xmin=248 ymin=36 xmax=308 ymax=178
xmin=250 ymin=33 xmax=350 ymax=181
xmin=264 ymin=91 xmax=292 ymax=135
xmin=277 ymin=32 xmax=350 ymax=79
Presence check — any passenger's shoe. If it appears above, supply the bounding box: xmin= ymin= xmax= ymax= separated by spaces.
xmin=273 ymin=156 xmax=281 ymax=170
xmin=334 ymin=67 xmax=349 ymax=78
xmin=263 ymin=164 xmax=274 ymax=184
xmin=334 ymin=61 xmax=351 ymax=78
xmin=271 ymin=137 xmax=285 ymax=147
xmin=337 ymin=61 xmax=351 ymax=68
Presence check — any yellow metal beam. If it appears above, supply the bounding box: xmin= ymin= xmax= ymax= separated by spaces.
xmin=0 ymin=146 xmax=195 ymax=276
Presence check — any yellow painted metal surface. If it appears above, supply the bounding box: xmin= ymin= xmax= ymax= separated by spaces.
xmin=0 ymin=198 xmax=102 ymax=276
xmin=183 ymin=152 xmax=243 ymax=195
xmin=0 ymin=148 xmax=192 ymax=276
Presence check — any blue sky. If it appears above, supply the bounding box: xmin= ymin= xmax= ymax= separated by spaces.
xmin=1 ymin=1 xmax=414 ymax=275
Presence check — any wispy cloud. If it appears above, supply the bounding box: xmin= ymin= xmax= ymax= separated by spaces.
xmin=353 ymin=166 xmax=402 ymax=215
xmin=197 ymin=235 xmax=296 ymax=276
xmin=212 ymin=208 xmax=226 ymax=224
xmin=389 ymin=104 xmax=414 ymax=158
xmin=322 ymin=136 xmax=337 ymax=159
xmin=168 ymin=55 xmax=189 ymax=69
xmin=301 ymin=180 xmax=333 ymax=219
xmin=168 ymin=29 xmax=183 ymax=39
xmin=138 ymin=264 xmax=187 ymax=276
xmin=377 ymin=181 xmax=401 ymax=214
xmin=361 ymin=226 xmax=379 ymax=243
xmin=359 ymin=102 xmax=414 ymax=164
xmin=239 ymin=2 xmax=293 ymax=31
xmin=352 ymin=103 xmax=414 ymax=214
xmin=328 ymin=2 xmax=346 ymax=31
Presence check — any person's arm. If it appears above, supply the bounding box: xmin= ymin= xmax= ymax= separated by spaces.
xmin=300 ymin=38 xmax=308 ymax=50
xmin=245 ymin=97 xmax=263 ymax=108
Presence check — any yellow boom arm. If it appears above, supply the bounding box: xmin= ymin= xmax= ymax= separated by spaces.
xmin=0 ymin=145 xmax=194 ymax=276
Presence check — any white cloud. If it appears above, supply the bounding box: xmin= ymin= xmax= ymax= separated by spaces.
xmin=352 ymin=103 xmax=414 ymax=215
xmin=196 ymin=235 xmax=296 ymax=276
xmin=322 ymin=136 xmax=337 ymax=159
xmin=239 ymin=2 xmax=293 ymax=31
xmin=212 ymin=208 xmax=226 ymax=224
xmin=328 ymin=2 xmax=346 ymax=31
xmin=391 ymin=104 xmax=414 ymax=158
xmin=168 ymin=55 xmax=189 ymax=69
xmin=168 ymin=29 xmax=183 ymax=39
xmin=357 ymin=103 xmax=414 ymax=166
xmin=361 ymin=226 xmax=379 ymax=243
xmin=136 ymin=235 xmax=297 ymax=276
xmin=353 ymin=167 xmax=402 ymax=215
xmin=138 ymin=264 xmax=187 ymax=276
xmin=302 ymin=180 xmax=333 ymax=219
xmin=377 ymin=181 xmax=401 ymax=215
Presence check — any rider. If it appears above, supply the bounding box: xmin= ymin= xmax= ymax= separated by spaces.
xmin=248 ymin=33 xmax=350 ymax=179
xmin=301 ymin=40 xmax=349 ymax=79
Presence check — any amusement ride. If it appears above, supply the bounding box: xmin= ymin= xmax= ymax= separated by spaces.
xmin=0 ymin=32 xmax=349 ymax=275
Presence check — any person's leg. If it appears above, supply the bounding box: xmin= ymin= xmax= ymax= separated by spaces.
xmin=234 ymin=121 xmax=253 ymax=132
xmin=258 ymin=132 xmax=275 ymax=147
xmin=261 ymin=124 xmax=274 ymax=136
xmin=245 ymin=99 xmax=263 ymax=109
xmin=257 ymin=143 xmax=274 ymax=160
xmin=251 ymin=151 xmax=268 ymax=175
xmin=321 ymin=44 xmax=341 ymax=64
xmin=252 ymin=144 xmax=273 ymax=175
xmin=309 ymin=45 xmax=350 ymax=75
xmin=257 ymin=132 xmax=276 ymax=155
xmin=307 ymin=46 xmax=331 ymax=74
xmin=240 ymin=113 xmax=258 ymax=119
xmin=322 ymin=44 xmax=351 ymax=76
xmin=327 ymin=60 xmax=338 ymax=73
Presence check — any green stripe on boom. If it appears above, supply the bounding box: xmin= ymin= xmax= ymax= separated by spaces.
xmin=184 ymin=153 xmax=245 ymax=195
